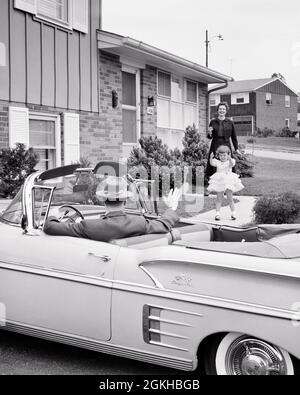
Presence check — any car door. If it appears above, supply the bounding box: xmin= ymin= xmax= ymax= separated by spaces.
xmin=0 ymin=222 xmax=118 ymax=342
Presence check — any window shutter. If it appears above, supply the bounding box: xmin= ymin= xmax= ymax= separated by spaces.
xmin=9 ymin=107 xmax=29 ymax=148
xmin=14 ymin=0 xmax=37 ymax=14
xmin=73 ymin=0 xmax=89 ymax=33
xmin=64 ymin=113 xmax=80 ymax=165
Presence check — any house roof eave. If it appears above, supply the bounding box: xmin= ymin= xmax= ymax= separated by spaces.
xmin=97 ymin=30 xmax=233 ymax=85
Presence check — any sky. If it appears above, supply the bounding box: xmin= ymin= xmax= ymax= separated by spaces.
xmin=102 ymin=0 xmax=300 ymax=92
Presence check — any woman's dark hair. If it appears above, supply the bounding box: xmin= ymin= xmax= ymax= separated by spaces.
xmin=217 ymin=102 xmax=229 ymax=112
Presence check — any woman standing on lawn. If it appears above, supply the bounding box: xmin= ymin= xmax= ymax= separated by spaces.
xmin=205 ymin=102 xmax=242 ymax=184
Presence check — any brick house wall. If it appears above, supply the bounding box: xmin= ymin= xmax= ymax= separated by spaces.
xmin=256 ymin=91 xmax=298 ymax=132
xmin=0 ymin=99 xmax=122 ymax=166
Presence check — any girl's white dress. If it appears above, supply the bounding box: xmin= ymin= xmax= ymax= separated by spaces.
xmin=207 ymin=158 xmax=244 ymax=193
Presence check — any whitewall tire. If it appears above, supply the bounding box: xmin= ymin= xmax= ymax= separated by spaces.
xmin=213 ymin=333 xmax=294 ymax=375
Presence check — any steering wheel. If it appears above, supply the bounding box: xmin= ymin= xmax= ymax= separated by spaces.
xmin=58 ymin=205 xmax=85 ymax=223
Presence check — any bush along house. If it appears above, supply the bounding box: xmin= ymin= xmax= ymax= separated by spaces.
xmin=210 ymin=78 xmax=299 ymax=136
xmin=0 ymin=0 xmax=232 ymax=172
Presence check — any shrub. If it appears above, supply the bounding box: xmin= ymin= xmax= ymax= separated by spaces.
xmin=128 ymin=136 xmax=181 ymax=196
xmin=253 ymin=192 xmax=300 ymax=224
xmin=276 ymin=127 xmax=295 ymax=138
xmin=0 ymin=143 xmax=39 ymax=198
xmin=232 ymin=146 xmax=254 ymax=178
xmin=247 ymin=138 xmax=256 ymax=144
xmin=182 ymin=124 xmax=208 ymax=185
xmin=255 ymin=127 xmax=275 ymax=138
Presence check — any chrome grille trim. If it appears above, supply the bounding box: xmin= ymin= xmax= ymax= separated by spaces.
xmin=1 ymin=321 xmax=193 ymax=371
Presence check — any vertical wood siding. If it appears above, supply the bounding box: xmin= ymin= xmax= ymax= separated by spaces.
xmin=0 ymin=0 xmax=100 ymax=112
xmin=257 ymin=80 xmax=297 ymax=96
xmin=0 ymin=0 xmax=9 ymax=100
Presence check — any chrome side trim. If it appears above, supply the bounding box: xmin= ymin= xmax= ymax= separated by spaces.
xmin=112 ymin=280 xmax=300 ymax=322
xmin=149 ymin=341 xmax=188 ymax=352
xmin=141 ymin=258 xmax=300 ymax=281
xmin=149 ymin=304 xmax=203 ymax=317
xmin=0 ymin=260 xmax=112 ymax=287
xmin=139 ymin=265 xmax=164 ymax=288
xmin=149 ymin=329 xmax=189 ymax=340
xmin=1 ymin=321 xmax=193 ymax=371
xmin=148 ymin=316 xmax=193 ymax=327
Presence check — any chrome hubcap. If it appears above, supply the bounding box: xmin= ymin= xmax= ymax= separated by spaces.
xmin=225 ymin=337 xmax=288 ymax=375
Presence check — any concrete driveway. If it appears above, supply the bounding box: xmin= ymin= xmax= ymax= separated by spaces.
xmin=245 ymin=148 xmax=300 ymax=162
xmin=188 ymin=195 xmax=256 ymax=226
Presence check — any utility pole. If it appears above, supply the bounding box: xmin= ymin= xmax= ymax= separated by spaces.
xmin=205 ymin=30 xmax=224 ymax=68
xmin=205 ymin=30 xmax=209 ymax=68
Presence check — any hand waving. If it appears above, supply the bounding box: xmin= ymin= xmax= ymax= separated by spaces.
xmin=163 ymin=187 xmax=183 ymax=211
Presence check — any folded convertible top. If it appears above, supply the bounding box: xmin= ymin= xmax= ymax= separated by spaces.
xmin=175 ymin=233 xmax=300 ymax=259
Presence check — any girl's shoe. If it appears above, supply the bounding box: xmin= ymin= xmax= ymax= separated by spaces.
xmin=231 ymin=214 xmax=236 ymax=220
xmin=215 ymin=214 xmax=221 ymax=221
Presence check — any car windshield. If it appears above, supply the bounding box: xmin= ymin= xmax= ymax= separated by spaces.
xmin=0 ymin=187 xmax=23 ymax=225
xmin=36 ymin=171 xmax=141 ymax=211
xmin=0 ymin=163 xmax=157 ymax=229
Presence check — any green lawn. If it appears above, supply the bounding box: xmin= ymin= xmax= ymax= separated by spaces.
xmin=238 ymin=156 xmax=300 ymax=196
xmin=239 ymin=136 xmax=300 ymax=150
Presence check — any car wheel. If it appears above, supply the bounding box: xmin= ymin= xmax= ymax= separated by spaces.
xmin=205 ymin=333 xmax=295 ymax=375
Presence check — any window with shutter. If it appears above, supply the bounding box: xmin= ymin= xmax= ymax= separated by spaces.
xmin=28 ymin=113 xmax=61 ymax=171
xmin=38 ymin=0 xmax=70 ymax=26
xmin=14 ymin=0 xmax=37 ymax=14
xmin=73 ymin=0 xmax=89 ymax=33
xmin=14 ymin=0 xmax=89 ymax=32
xmin=9 ymin=107 xmax=30 ymax=148
xmin=64 ymin=113 xmax=80 ymax=165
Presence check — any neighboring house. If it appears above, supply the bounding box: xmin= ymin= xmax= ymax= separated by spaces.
xmin=210 ymin=78 xmax=299 ymax=136
xmin=0 ymin=0 xmax=232 ymax=172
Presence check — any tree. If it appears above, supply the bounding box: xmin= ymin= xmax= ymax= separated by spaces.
xmin=0 ymin=143 xmax=39 ymax=198
xmin=271 ymin=72 xmax=286 ymax=82
xmin=182 ymin=124 xmax=209 ymax=185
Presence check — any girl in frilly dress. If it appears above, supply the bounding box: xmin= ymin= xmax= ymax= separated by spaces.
xmin=207 ymin=145 xmax=244 ymax=221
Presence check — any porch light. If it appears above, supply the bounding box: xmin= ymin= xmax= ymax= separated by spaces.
xmin=147 ymin=96 xmax=155 ymax=107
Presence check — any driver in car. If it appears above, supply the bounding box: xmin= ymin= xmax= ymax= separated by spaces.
xmin=43 ymin=176 xmax=181 ymax=242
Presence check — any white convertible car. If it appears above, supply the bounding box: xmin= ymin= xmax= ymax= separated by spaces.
xmin=1 ymin=162 xmax=300 ymax=375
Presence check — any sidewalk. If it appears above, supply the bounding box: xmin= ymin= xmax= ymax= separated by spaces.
xmin=245 ymin=148 xmax=300 ymax=162
xmin=187 ymin=195 xmax=256 ymax=227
